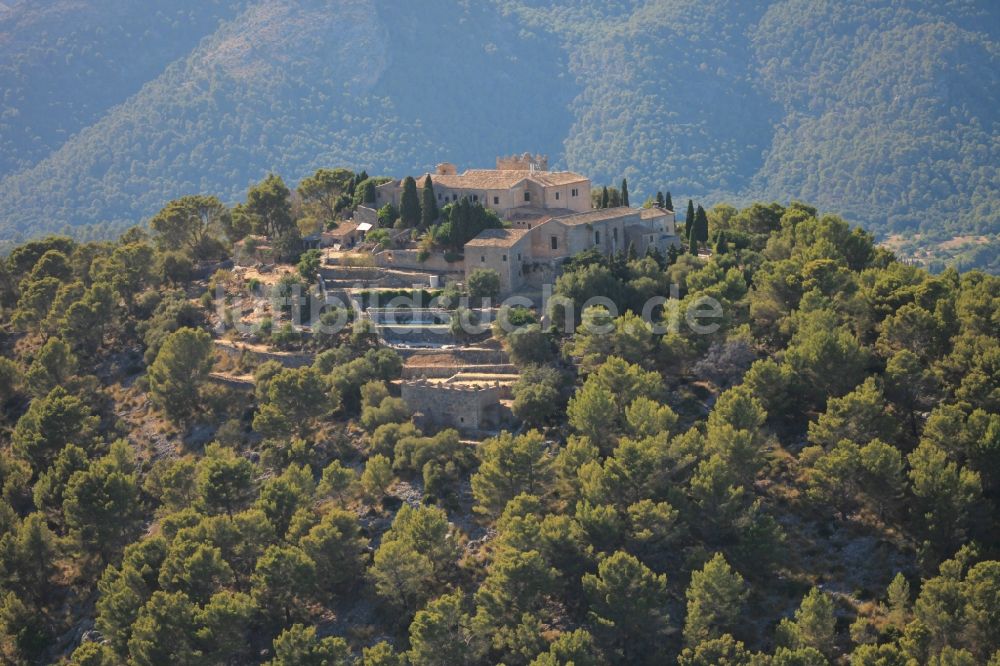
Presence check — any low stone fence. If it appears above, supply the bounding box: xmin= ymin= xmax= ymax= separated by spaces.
xmin=401 ymin=363 xmax=518 ymax=379
xmin=320 ymin=265 xmax=444 ymax=289
xmin=395 ymin=347 xmax=510 ymax=365
xmin=374 ymin=249 xmax=465 ymax=274
xmin=214 ymin=340 xmax=313 ymax=369
xmin=207 ymin=372 xmax=255 ymax=390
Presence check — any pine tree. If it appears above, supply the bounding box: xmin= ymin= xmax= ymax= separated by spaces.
xmin=685 ymin=199 xmax=695 ymax=237
xmin=420 ymin=175 xmax=437 ymax=229
xmin=684 ymin=553 xmax=748 ymax=646
xmin=886 ymin=573 xmax=910 ymax=627
xmin=621 ymin=178 xmax=630 ymax=207
xmin=582 ymin=551 xmax=670 ymax=662
xmin=472 ymin=430 xmax=553 ymax=516
xmin=601 ymin=187 xmax=610 ymax=209
xmin=148 ymin=327 xmax=215 ymax=426
xmin=400 ymin=176 xmax=421 ymax=228
xmin=665 ymin=191 xmax=673 ymax=211
xmin=656 ymin=191 xmax=665 ymax=208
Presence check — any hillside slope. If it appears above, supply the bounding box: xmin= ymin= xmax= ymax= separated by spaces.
xmin=0 ymin=0 xmax=996 ymax=252
xmin=0 ymin=0 xmax=247 ymax=175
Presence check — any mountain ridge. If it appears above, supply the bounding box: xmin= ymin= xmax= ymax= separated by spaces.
xmin=0 ymin=0 xmax=996 ymax=265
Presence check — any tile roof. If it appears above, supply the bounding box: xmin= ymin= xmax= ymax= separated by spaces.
xmin=523 ymin=171 xmax=590 ymax=187
xmin=640 ymin=207 xmax=670 ymax=219
xmin=465 ymin=227 xmax=530 ymax=248
xmin=324 ymin=221 xmax=358 ymax=237
xmin=552 ymin=206 xmax=640 ymax=226
xmin=507 ymin=206 xmax=575 ymax=221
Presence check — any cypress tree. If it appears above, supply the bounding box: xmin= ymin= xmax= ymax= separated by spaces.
xmin=656 ymin=191 xmax=665 ymax=208
xmin=420 ymin=175 xmax=438 ymax=229
xmin=601 ymin=186 xmax=610 ymax=210
xmin=666 ymin=244 xmax=679 ymax=265
xmin=649 ymin=245 xmax=665 ymax=268
xmin=695 ymin=205 xmax=709 ymax=243
xmin=400 ymin=176 xmax=421 ymax=228
xmin=451 ymin=197 xmax=471 ymax=251
xmin=665 ymin=191 xmax=674 ymax=212
xmin=684 ymin=199 xmax=695 ymax=237
xmin=688 ymin=224 xmax=699 ymax=254
xmin=714 ymin=231 xmax=728 ymax=255
xmin=621 ymin=178 xmax=630 ymax=207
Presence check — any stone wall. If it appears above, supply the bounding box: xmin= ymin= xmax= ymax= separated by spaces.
xmin=320 ymin=265 xmax=441 ymax=290
xmin=401 ymin=379 xmax=500 ymax=432
xmin=374 ymin=249 xmax=465 ymax=275
xmin=465 ymin=232 xmax=532 ymax=295
xmin=401 ymin=363 xmax=517 ymax=379
xmin=395 ymin=347 xmax=509 ymax=364
xmin=214 ymin=340 xmax=313 ymax=369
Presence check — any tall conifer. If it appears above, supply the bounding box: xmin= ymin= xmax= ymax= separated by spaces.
xmin=420 ymin=175 xmax=437 ymax=229
xmin=400 ymin=176 xmax=420 ymax=228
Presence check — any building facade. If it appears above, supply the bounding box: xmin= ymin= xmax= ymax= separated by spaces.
xmin=401 ymin=378 xmax=501 ymax=433
xmin=464 ymin=205 xmax=678 ymax=295
xmin=375 ymin=158 xmax=591 ymax=221
xmin=374 ymin=154 xmax=678 ymax=296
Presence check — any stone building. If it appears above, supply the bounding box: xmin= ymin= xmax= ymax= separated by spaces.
xmin=465 ymin=228 xmax=533 ymax=294
xmin=401 ymin=378 xmax=501 ymax=433
xmin=375 ymin=154 xmax=679 ymax=296
xmin=465 ymin=205 xmax=678 ymax=295
xmin=496 ymin=152 xmax=549 ymax=171
xmin=375 ymin=159 xmax=590 ymax=221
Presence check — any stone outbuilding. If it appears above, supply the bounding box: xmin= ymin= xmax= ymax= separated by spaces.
xmin=401 ymin=378 xmax=501 ymax=433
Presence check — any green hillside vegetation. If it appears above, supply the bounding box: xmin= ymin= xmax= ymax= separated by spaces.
xmin=0 ymin=0 xmax=996 ymax=270
xmin=0 ymin=0 xmax=247 ymax=175
xmin=0 ymin=178 xmax=999 ymax=663
xmin=0 ymin=0 xmax=573 ymax=246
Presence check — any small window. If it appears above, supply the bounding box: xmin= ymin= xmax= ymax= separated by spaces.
xmin=437 ymin=193 xmax=442 ymax=200
xmin=551 ymin=236 xmax=558 ymax=250
xmin=459 ymin=417 xmax=464 ymax=423
xmin=481 ymin=256 xmax=486 ymax=262
xmin=473 ymin=194 xmax=479 ymax=202
xmin=502 ymin=254 xmax=507 ymax=262
xmin=572 ymin=188 xmax=579 ymax=197
xmin=555 ymin=192 xmax=560 ymax=200
xmin=595 ymin=230 xmax=601 ymax=244
xmin=517 ymin=253 xmax=522 ymax=261
xmin=524 ymin=191 xmax=531 ymax=202
xmin=527 ymin=224 xmax=532 ymax=230
xmin=494 ymin=196 xmax=499 ymax=205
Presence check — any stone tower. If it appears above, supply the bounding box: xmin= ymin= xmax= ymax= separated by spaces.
xmin=496 ymin=152 xmax=548 ymax=172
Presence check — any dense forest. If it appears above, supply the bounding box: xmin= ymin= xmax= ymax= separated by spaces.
xmin=0 ymin=167 xmax=998 ymax=664
xmin=0 ymin=0 xmax=997 ymax=271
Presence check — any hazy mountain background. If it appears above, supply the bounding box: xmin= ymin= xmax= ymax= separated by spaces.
xmin=0 ymin=0 xmax=997 ymax=267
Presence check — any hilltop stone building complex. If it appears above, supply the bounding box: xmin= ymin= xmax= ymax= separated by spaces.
xmin=376 ymin=154 xmax=679 ymax=295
